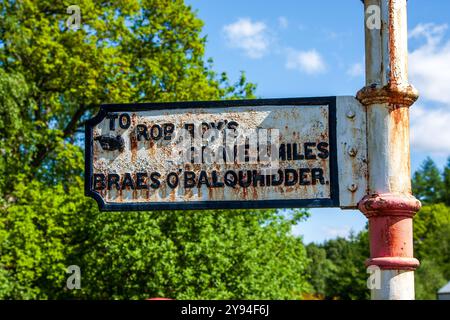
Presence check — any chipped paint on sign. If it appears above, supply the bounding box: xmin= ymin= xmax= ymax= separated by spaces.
xmin=85 ymin=98 xmax=344 ymax=211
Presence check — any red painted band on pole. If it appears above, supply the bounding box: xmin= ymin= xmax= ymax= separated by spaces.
xmin=359 ymin=193 xmax=421 ymax=271
xmin=366 ymin=257 xmax=420 ymax=271
xmin=358 ymin=193 xmax=421 ymax=218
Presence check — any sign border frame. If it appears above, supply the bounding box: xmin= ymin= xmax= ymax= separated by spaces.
xmin=85 ymin=97 xmax=339 ymax=211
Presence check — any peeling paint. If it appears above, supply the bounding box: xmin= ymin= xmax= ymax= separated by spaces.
xmin=87 ymin=103 xmax=336 ymax=207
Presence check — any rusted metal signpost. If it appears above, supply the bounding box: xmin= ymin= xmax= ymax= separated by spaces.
xmin=357 ymin=0 xmax=420 ymax=300
xmin=85 ymin=0 xmax=419 ymax=300
xmin=85 ymin=98 xmax=366 ymax=211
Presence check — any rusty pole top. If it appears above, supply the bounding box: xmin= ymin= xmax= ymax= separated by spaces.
xmin=357 ymin=0 xmax=419 ymax=108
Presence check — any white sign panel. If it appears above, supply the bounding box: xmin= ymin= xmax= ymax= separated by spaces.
xmin=85 ymin=97 xmax=366 ymax=211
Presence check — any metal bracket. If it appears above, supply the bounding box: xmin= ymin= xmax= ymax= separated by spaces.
xmin=336 ymin=96 xmax=368 ymax=209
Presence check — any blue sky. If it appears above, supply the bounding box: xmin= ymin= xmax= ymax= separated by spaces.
xmin=185 ymin=0 xmax=450 ymax=243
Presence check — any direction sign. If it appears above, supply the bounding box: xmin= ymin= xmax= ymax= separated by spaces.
xmin=85 ymin=97 xmax=367 ymax=211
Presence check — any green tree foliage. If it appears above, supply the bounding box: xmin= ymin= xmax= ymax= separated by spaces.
xmin=443 ymin=158 xmax=450 ymax=206
xmin=412 ymin=157 xmax=445 ymax=205
xmin=304 ymin=244 xmax=335 ymax=297
xmin=415 ymin=258 xmax=447 ymax=300
xmin=0 ymin=177 xmax=89 ymax=299
xmin=308 ymin=158 xmax=450 ymax=300
xmin=0 ymin=0 xmax=309 ymax=299
xmin=414 ymin=203 xmax=450 ymax=252
xmin=412 ymin=158 xmax=450 ymax=299
xmin=0 ymin=0 xmax=256 ymax=185
xmin=305 ymin=157 xmax=450 ymax=300
xmin=306 ymin=231 xmax=370 ymax=300
xmin=414 ymin=202 xmax=450 ymax=299
xmin=71 ymin=209 xmax=310 ymax=299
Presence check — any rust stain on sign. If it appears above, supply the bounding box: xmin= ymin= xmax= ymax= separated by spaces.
xmin=85 ymin=98 xmax=340 ymax=211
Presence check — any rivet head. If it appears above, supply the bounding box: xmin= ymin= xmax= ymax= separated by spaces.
xmin=348 ymin=146 xmax=358 ymax=157
xmin=348 ymin=184 xmax=358 ymax=192
xmin=346 ymin=110 xmax=356 ymax=119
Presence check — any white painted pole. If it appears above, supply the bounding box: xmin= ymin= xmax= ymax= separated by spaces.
xmin=357 ymin=0 xmax=421 ymax=300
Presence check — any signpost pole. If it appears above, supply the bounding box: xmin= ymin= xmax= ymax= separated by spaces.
xmin=357 ymin=0 xmax=420 ymax=300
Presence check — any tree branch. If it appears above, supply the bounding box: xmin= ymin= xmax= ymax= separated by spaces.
xmin=63 ymin=105 xmax=86 ymax=138
xmin=30 ymin=105 xmax=89 ymax=174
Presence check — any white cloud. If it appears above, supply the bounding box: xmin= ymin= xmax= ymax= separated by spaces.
xmin=347 ymin=62 xmax=364 ymax=78
xmin=408 ymin=23 xmax=450 ymax=155
xmin=322 ymin=226 xmax=352 ymax=239
xmin=285 ymin=49 xmax=326 ymax=74
xmin=223 ymin=18 xmax=270 ymax=59
xmin=409 ymin=23 xmax=448 ymax=46
xmin=278 ymin=16 xmax=289 ymax=29
xmin=409 ymin=23 xmax=450 ymax=105
xmin=410 ymin=105 xmax=450 ymax=155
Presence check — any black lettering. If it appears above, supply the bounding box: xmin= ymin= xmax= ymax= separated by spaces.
xmin=271 ymin=169 xmax=284 ymax=186
xmin=224 ymin=171 xmax=238 ymax=188
xmin=150 ymin=172 xmax=161 ymax=189
xmin=279 ymin=144 xmax=287 ymax=161
xmin=252 ymin=170 xmax=266 ymax=187
xmin=93 ymin=173 xmax=106 ymax=190
xmin=284 ymin=169 xmax=298 ymax=186
xmin=299 ymin=168 xmax=311 ymax=185
xmin=293 ymin=143 xmax=305 ymax=160
xmin=286 ymin=143 xmax=292 ymax=160
xmin=184 ymin=123 xmax=195 ymax=138
xmin=317 ymin=142 xmax=329 ymax=159
xmin=136 ymin=124 xmax=149 ymax=141
xmin=163 ymin=123 xmax=175 ymax=140
xmin=150 ymin=124 xmax=162 ymax=141
xmin=184 ymin=171 xmax=196 ymax=188
xmin=304 ymin=142 xmax=317 ymax=160
xmin=189 ymin=146 xmax=196 ymax=164
xmin=209 ymin=121 xmax=225 ymax=131
xmin=197 ymin=171 xmax=211 ymax=188
xmin=265 ymin=174 xmax=271 ymax=186
xmin=121 ymin=172 xmax=135 ymax=190
xmin=244 ymin=144 xmax=250 ymax=163
xmin=136 ymin=172 xmax=148 ymax=190
xmin=211 ymin=171 xmax=224 ymax=188
xmin=227 ymin=121 xmax=239 ymax=130
xmin=201 ymin=122 xmax=210 ymax=133
xmin=311 ymin=168 xmax=325 ymax=185
xmin=119 ymin=113 xmax=131 ymax=129
xmin=106 ymin=113 xmax=118 ymax=131
xmin=238 ymin=170 xmax=252 ymax=188
xmin=167 ymin=172 xmax=179 ymax=189
xmin=107 ymin=173 xmax=120 ymax=190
